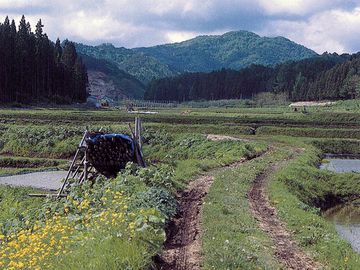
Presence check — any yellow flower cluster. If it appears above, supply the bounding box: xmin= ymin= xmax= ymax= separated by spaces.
xmin=0 ymin=187 xmax=142 ymax=269
xmin=0 ymin=215 xmax=74 ymax=270
xmin=89 ymin=191 xmax=133 ymax=233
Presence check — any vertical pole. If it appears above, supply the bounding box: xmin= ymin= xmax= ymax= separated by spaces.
xmin=84 ymin=149 xmax=88 ymax=182
xmin=134 ymin=117 xmax=139 ymax=143
xmin=138 ymin=118 xmax=142 ymax=150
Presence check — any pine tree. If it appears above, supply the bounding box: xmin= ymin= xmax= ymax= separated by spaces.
xmin=0 ymin=16 xmax=87 ymax=104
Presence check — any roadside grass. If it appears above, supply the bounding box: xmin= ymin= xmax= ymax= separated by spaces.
xmin=202 ymin=146 xmax=293 ymax=270
xmin=0 ymin=185 xmax=44 ymax=234
xmin=0 ymin=130 xmax=265 ymax=270
xmin=270 ymin=145 xmax=360 ymax=209
xmin=268 ymin=144 xmax=360 ymax=269
xmin=52 ymin=229 xmax=155 ymax=270
xmin=144 ymin=133 xmax=267 ymax=183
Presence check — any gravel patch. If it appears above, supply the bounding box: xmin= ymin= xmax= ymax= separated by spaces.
xmin=0 ymin=171 xmax=68 ymax=190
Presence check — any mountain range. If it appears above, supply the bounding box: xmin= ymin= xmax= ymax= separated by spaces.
xmin=76 ymin=31 xmax=318 ymax=99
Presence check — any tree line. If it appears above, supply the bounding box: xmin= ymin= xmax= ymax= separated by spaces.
xmin=144 ymin=53 xmax=360 ymax=102
xmin=0 ymin=15 xmax=87 ymax=104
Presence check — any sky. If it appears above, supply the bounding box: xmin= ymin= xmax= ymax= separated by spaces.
xmin=0 ymin=0 xmax=360 ymax=53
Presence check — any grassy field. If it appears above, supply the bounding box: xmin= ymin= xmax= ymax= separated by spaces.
xmin=1 ymin=101 xmax=360 ymax=269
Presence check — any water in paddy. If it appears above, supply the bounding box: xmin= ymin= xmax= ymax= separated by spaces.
xmin=321 ymin=154 xmax=360 ymax=252
xmin=324 ymin=204 xmax=360 ymax=253
xmin=320 ymin=154 xmax=360 ymax=173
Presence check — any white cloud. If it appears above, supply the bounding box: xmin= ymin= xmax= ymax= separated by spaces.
xmin=258 ymin=0 xmax=329 ymax=15
xmin=261 ymin=7 xmax=360 ymax=53
xmin=0 ymin=0 xmax=46 ymax=9
xmin=166 ymin=31 xmax=199 ymax=43
xmin=0 ymin=0 xmax=359 ymax=52
xmin=257 ymin=0 xmax=350 ymax=16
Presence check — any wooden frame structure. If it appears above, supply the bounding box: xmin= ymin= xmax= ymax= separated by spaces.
xmin=29 ymin=118 xmax=146 ymax=198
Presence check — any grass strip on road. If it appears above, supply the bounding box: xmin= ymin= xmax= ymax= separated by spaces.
xmin=202 ymin=146 xmax=293 ymax=269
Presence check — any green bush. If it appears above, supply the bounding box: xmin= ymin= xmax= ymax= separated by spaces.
xmin=133 ymin=187 xmax=178 ymax=220
xmin=257 ymin=126 xmax=360 ymax=139
xmin=312 ymin=139 xmax=360 ymax=154
xmin=0 ymin=156 xmax=65 ymax=168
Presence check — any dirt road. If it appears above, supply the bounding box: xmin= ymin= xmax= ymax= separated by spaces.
xmin=156 ymin=136 xmax=320 ymax=270
xmin=156 ymin=134 xmax=264 ymax=270
xmin=156 ymin=157 xmax=253 ymax=270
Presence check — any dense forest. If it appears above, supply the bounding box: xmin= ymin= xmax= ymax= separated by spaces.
xmin=144 ymin=53 xmax=360 ymax=101
xmin=0 ymin=16 xmax=87 ymax=104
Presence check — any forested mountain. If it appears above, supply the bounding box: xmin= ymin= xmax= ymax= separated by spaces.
xmin=135 ymin=31 xmax=317 ymax=73
xmin=76 ymin=31 xmax=317 ymax=84
xmin=75 ymin=43 xmax=175 ymax=84
xmin=81 ymin=54 xmax=145 ymax=99
xmin=0 ymin=16 xmax=87 ymax=104
xmin=144 ymin=53 xmax=356 ymax=101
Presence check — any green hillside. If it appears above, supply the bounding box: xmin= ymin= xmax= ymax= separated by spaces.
xmin=76 ymin=43 xmax=176 ymax=84
xmin=135 ymin=31 xmax=317 ymax=72
xmin=76 ymin=31 xmax=317 ymax=85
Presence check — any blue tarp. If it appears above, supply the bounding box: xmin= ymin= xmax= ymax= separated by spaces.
xmin=87 ymin=133 xmax=135 ymax=155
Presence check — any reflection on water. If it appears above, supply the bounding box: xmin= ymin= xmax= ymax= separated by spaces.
xmin=320 ymin=154 xmax=360 ymax=173
xmin=324 ymin=204 xmax=360 ymax=253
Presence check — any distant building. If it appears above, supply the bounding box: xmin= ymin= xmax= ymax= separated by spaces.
xmin=87 ymin=95 xmax=115 ymax=108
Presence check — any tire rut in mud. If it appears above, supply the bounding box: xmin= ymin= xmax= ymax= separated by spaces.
xmin=248 ymin=160 xmax=321 ymax=270
xmin=156 ymin=174 xmax=213 ymax=270
xmin=155 ymin=156 xmax=253 ymax=270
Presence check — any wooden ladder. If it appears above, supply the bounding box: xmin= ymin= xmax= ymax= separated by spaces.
xmin=29 ymin=130 xmax=96 ymax=198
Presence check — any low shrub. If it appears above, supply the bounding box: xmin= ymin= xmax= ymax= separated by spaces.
xmin=312 ymin=139 xmax=360 ymax=154
xmin=257 ymin=126 xmax=360 ymax=139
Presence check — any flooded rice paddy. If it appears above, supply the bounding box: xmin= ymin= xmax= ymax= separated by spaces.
xmin=324 ymin=204 xmax=360 ymax=253
xmin=320 ymin=154 xmax=360 ymax=173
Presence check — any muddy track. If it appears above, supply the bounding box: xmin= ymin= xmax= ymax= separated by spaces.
xmin=155 ymin=158 xmax=251 ymax=270
xmin=156 ymin=134 xmax=262 ymax=270
xmin=248 ymin=156 xmax=320 ymax=270
xmin=155 ymin=173 xmax=213 ymax=270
